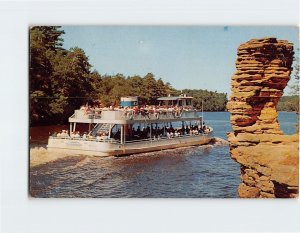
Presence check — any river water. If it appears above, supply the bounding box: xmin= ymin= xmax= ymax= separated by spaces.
xmin=29 ymin=112 xmax=298 ymax=198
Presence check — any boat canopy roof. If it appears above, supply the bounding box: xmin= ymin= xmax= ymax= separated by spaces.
xmin=157 ymin=96 xmax=193 ymax=101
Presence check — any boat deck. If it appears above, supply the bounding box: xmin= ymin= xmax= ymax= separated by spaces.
xmin=47 ymin=132 xmax=214 ymax=157
xmin=69 ymin=109 xmax=202 ymax=124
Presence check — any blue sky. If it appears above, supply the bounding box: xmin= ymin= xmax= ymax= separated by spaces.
xmin=61 ymin=26 xmax=299 ymax=95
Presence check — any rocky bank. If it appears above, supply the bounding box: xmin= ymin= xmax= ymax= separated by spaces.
xmin=227 ymin=37 xmax=299 ymax=198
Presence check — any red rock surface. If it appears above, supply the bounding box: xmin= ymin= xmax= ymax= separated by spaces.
xmin=227 ymin=37 xmax=299 ymax=198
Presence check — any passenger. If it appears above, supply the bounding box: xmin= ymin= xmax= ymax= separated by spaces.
xmin=100 ymin=132 xmax=109 ymax=140
xmin=137 ymin=126 xmax=141 ymax=134
xmin=132 ymin=127 xmax=136 ymax=136
xmin=140 ymin=127 xmax=146 ymax=139
xmin=52 ymin=132 xmax=57 ymax=137
xmin=144 ymin=106 xmax=150 ymax=119
xmin=60 ymin=130 xmax=65 ymax=137
xmin=82 ymin=132 xmax=87 ymax=140
xmin=174 ymin=107 xmax=180 ymax=117
xmin=184 ymin=126 xmax=189 ymax=135
xmin=84 ymin=105 xmax=91 ymax=115
xmin=156 ymin=126 xmax=161 ymax=136
xmin=170 ymin=124 xmax=174 ymax=133
xmin=166 ymin=131 xmax=171 ymax=139
xmin=178 ymin=129 xmax=182 ymax=136
xmin=128 ymin=108 xmax=134 ymax=119
xmin=205 ymin=127 xmax=210 ymax=133
xmin=70 ymin=131 xmax=75 ymax=139
xmin=133 ymin=106 xmax=139 ymax=116
xmin=75 ymin=131 xmax=80 ymax=138
xmin=167 ymin=106 xmax=174 ymax=117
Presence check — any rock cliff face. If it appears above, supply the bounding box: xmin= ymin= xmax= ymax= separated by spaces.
xmin=227 ymin=37 xmax=299 ymax=198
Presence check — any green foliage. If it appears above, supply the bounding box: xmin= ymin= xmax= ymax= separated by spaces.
xmin=29 ymin=26 xmax=228 ymax=126
xmin=97 ymin=73 xmax=170 ymax=106
xmin=181 ymin=89 xmax=227 ymax=111
xmin=30 ymin=26 xmax=96 ymax=125
xmin=289 ymin=49 xmax=299 ymax=96
xmin=277 ymin=96 xmax=299 ymax=112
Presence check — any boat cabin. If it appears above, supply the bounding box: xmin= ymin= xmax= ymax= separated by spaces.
xmin=157 ymin=94 xmax=193 ymax=108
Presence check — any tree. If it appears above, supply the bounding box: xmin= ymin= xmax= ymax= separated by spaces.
xmin=142 ymin=73 xmax=167 ymax=104
xmin=30 ymin=26 xmax=97 ymax=125
xmin=289 ymin=49 xmax=299 ymax=96
xmin=127 ymin=75 xmax=144 ymax=97
xmin=29 ymin=26 xmax=65 ymax=125
xmin=49 ymin=47 xmax=94 ymax=120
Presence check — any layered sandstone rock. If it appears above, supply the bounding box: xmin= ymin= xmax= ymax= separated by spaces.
xmin=227 ymin=37 xmax=299 ymax=198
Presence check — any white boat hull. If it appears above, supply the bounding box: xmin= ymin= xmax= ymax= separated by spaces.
xmin=47 ymin=133 xmax=214 ymax=157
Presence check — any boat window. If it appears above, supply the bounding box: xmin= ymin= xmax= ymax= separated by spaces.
xmin=111 ymin=125 xmax=120 ymax=133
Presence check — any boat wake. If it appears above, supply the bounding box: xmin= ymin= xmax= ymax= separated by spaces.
xmin=211 ymin=137 xmax=229 ymax=146
xmin=30 ymin=146 xmax=76 ymax=167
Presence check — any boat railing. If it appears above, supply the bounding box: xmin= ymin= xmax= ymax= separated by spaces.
xmin=72 ymin=109 xmax=102 ymax=120
xmin=50 ymin=131 xmax=212 ymax=144
xmin=49 ymin=136 xmax=120 ymax=144
xmin=71 ymin=109 xmax=200 ymax=121
xmin=121 ymin=109 xmax=201 ymax=120
xmin=124 ymin=134 xmax=208 ymax=144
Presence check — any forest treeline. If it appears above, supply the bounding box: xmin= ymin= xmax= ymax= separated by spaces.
xmin=277 ymin=96 xmax=299 ymax=112
xmin=30 ymin=26 xmax=228 ymax=126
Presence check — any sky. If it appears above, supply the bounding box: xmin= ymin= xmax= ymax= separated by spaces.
xmin=61 ymin=26 xmax=299 ymax=95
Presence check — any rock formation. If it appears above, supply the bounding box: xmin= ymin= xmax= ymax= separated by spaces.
xmin=227 ymin=37 xmax=299 ymax=198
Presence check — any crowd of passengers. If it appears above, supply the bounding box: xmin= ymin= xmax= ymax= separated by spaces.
xmin=51 ymin=125 xmax=211 ymax=141
xmin=52 ymin=130 xmax=109 ymax=141
xmin=79 ymin=103 xmax=195 ymax=118
xmin=117 ymin=124 xmax=211 ymax=140
xmin=53 ymin=130 xmax=86 ymax=139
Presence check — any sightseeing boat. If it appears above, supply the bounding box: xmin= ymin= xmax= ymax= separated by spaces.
xmin=47 ymin=95 xmax=214 ymax=156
